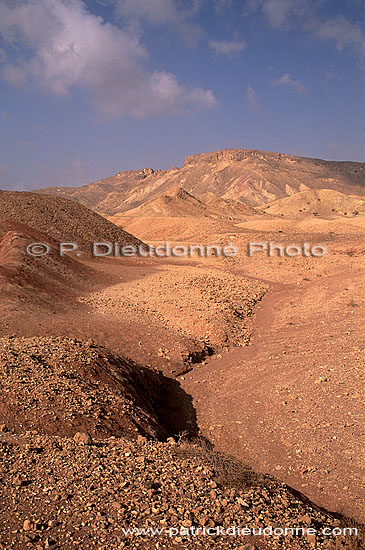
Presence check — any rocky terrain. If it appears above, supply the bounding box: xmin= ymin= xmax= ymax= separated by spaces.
xmin=37 ymin=149 xmax=365 ymax=213
xmin=1 ymin=149 xmax=364 ymax=549
xmin=0 ymin=431 xmax=358 ymax=550
xmin=0 ymin=337 xmax=173 ymax=441
xmin=78 ymin=264 xmax=268 ymax=374
xmin=0 ymin=191 xmax=142 ymax=250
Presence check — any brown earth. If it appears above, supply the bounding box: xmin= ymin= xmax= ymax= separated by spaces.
xmin=182 ymin=258 xmax=365 ymax=523
xmin=115 ymin=215 xmax=243 ymax=241
xmin=1 ymin=156 xmax=365 ymax=549
xmin=0 ymin=336 xmax=172 ymax=440
xmin=0 ymin=432 xmax=356 ymax=550
xmin=0 ymin=253 xmax=268 ymax=377
xmin=0 ymin=221 xmax=96 ymax=305
xmin=0 ymin=190 xmax=143 ymax=251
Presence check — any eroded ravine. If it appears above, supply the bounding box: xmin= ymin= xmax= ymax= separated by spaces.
xmin=182 ymin=267 xmax=365 ymax=522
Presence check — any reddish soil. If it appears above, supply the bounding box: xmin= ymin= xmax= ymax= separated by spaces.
xmin=0 ymin=190 xmax=364 ymax=548
xmin=0 ymin=433 xmax=351 ymax=550
xmin=0 ymin=191 xmax=142 ymax=250
xmin=182 ymin=265 xmax=365 ymax=522
xmin=0 ymin=336 xmax=177 ymax=441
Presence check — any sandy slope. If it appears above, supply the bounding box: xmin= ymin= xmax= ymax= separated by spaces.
xmin=236 ymin=216 xmax=365 ymax=235
xmin=259 ymin=188 xmax=365 ymax=218
xmin=0 ymin=220 xmax=96 ymax=310
xmin=114 ymin=215 xmax=243 ymax=241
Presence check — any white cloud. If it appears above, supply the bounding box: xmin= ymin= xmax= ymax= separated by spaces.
xmin=0 ymin=0 xmax=217 ymax=118
xmin=245 ymin=0 xmax=304 ymax=29
xmin=112 ymin=0 xmax=203 ymax=45
xmin=311 ymin=16 xmax=365 ymax=60
xmin=246 ymin=1 xmax=365 ymax=63
xmin=262 ymin=0 xmax=296 ymax=28
xmin=209 ymin=39 xmax=247 ymax=55
xmin=273 ymin=73 xmax=307 ymax=93
xmin=245 ymin=86 xmax=260 ymax=111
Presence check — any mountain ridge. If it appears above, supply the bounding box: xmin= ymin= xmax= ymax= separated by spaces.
xmin=36 ymin=148 xmax=365 ymax=216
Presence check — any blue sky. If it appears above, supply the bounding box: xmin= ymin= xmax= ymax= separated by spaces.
xmin=0 ymin=0 xmax=364 ymax=190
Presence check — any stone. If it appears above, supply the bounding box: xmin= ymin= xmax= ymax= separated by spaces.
xmin=73 ymin=432 xmax=92 ymax=445
xmin=23 ymin=520 xmax=32 ymax=532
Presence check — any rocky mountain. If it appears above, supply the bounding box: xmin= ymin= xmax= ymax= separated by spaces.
xmin=106 ymin=185 xmax=260 ymax=240
xmin=37 ymin=149 xmax=365 ymax=214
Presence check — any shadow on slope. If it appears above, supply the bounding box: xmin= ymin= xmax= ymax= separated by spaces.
xmin=0 ymin=337 xmax=197 ymax=442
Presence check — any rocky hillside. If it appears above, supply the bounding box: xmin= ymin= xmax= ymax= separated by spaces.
xmin=0 ymin=337 xmax=170 ymax=440
xmin=110 ymin=187 xmax=256 ymax=222
xmin=116 ymin=187 xmax=210 ymax=218
xmin=0 ymin=429 xmax=358 ymax=550
xmin=37 ymin=149 xmax=365 ymax=213
xmin=0 ymin=191 xmax=143 ymax=250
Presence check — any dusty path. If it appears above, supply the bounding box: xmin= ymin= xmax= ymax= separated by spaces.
xmin=182 ymin=266 xmax=365 ymax=522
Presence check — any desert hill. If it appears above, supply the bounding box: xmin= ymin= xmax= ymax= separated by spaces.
xmin=107 ymin=186 xmax=259 ymax=240
xmin=112 ymin=186 xmax=256 ymax=219
xmin=114 ymin=187 xmax=210 ymax=218
xmin=201 ymin=191 xmax=256 ymax=217
xmin=37 ymin=148 xmax=365 ymax=213
xmin=0 ymin=190 xmax=143 ymax=250
xmin=259 ymin=188 xmax=365 ymax=218
xmin=0 ymin=220 xmax=97 ymax=309
xmin=112 ymin=187 xmax=256 ymax=220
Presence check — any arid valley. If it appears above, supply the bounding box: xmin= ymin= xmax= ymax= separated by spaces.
xmin=0 ymin=149 xmax=364 ymax=549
